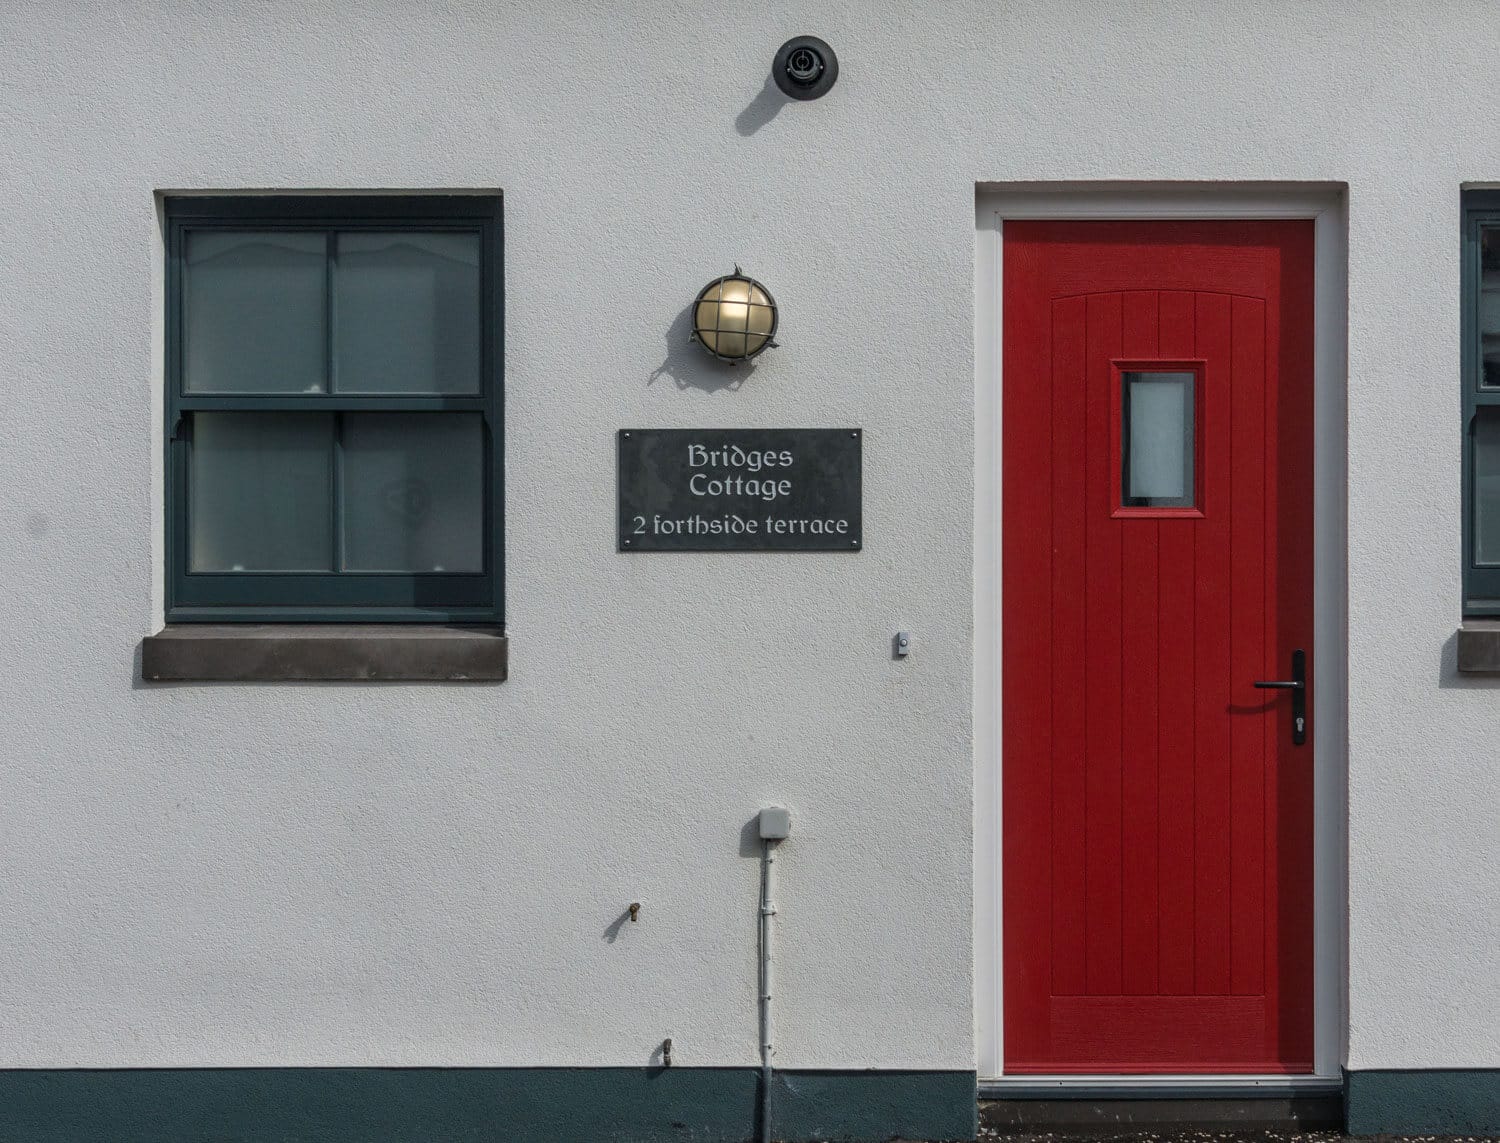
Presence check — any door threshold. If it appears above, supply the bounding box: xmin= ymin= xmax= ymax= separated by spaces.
xmin=979 ymin=1077 xmax=1345 ymax=1134
xmin=979 ymin=1075 xmax=1342 ymax=1099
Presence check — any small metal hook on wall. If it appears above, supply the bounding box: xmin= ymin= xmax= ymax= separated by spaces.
xmin=628 ymin=902 xmax=641 ymax=923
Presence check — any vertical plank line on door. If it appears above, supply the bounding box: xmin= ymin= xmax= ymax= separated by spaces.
xmin=1121 ymin=288 xmax=1160 ymax=996
xmin=1260 ymin=294 xmax=1273 ymax=1008
xmin=1193 ymin=290 xmax=1236 ymax=998
xmin=1156 ymin=288 xmax=1196 ymax=997
xmin=1198 ymin=292 xmax=1235 ymax=997
xmin=1230 ymin=294 xmax=1268 ymax=998
xmin=1191 ymin=293 xmax=1199 ymax=994
xmin=1152 ymin=291 xmax=1163 ymax=993
xmin=1263 ymin=290 xmax=1273 ymax=1017
xmin=1083 ymin=291 xmax=1125 ymax=995
xmin=1154 ymin=513 xmax=1162 ymax=990
xmin=1082 ymin=294 xmax=1091 ymax=991
xmin=1048 ymin=295 xmax=1058 ymax=997
xmin=1048 ymin=292 xmax=1088 ymax=1000
xmin=1119 ymin=293 xmax=1126 ymax=984
xmin=1227 ymin=300 xmax=1236 ymax=1000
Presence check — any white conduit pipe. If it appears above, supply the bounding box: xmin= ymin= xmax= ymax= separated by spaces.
xmin=758 ymin=836 xmax=778 ymax=1143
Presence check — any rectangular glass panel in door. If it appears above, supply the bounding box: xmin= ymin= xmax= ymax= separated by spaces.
xmin=1122 ymin=371 xmax=1194 ymax=507
xmin=184 ymin=232 xmax=328 ymax=393
xmin=189 ymin=412 xmax=334 ymax=571
xmin=341 ymin=414 xmax=484 ymax=572
xmin=333 ymin=232 xmax=481 ymax=394
xmin=1475 ymin=413 xmax=1500 ymax=564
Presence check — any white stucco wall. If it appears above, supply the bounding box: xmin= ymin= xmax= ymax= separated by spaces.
xmin=0 ymin=0 xmax=1495 ymax=1074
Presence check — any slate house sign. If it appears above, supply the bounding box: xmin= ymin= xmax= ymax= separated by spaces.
xmin=617 ymin=428 xmax=862 ymax=551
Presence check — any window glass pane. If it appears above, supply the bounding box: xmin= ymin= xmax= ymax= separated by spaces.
xmin=1483 ymin=228 xmax=1500 ymax=387
xmin=190 ymin=412 xmax=334 ymax=571
xmin=333 ymin=232 xmax=481 ymax=394
xmin=184 ymin=232 xmax=327 ymax=393
xmin=1476 ymin=414 xmax=1500 ymax=564
xmin=341 ymin=414 xmax=483 ymax=571
xmin=1123 ymin=371 xmax=1194 ymax=507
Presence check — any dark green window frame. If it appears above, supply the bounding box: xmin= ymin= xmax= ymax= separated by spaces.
xmin=1463 ymin=192 xmax=1500 ymax=614
xmin=165 ymin=195 xmax=504 ymax=623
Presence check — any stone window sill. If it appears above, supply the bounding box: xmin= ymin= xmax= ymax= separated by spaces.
xmin=140 ymin=625 xmax=508 ymax=682
xmin=1457 ymin=620 xmax=1500 ymax=673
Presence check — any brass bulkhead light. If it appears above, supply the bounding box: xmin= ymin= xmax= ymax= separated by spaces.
xmin=690 ymin=268 xmax=779 ymax=363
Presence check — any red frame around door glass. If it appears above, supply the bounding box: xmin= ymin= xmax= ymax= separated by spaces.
xmin=1110 ymin=358 xmax=1206 ymax=519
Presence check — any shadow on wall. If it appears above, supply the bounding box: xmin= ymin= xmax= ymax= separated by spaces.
xmin=602 ymin=904 xmax=636 ymax=945
xmin=735 ymin=74 xmax=786 ymax=136
xmin=645 ymin=67 xmax=789 ymax=389
xmin=648 ymin=301 xmax=762 ymax=394
xmin=737 ymin=813 xmax=766 ymax=858
xmin=1438 ymin=629 xmax=1500 ymax=690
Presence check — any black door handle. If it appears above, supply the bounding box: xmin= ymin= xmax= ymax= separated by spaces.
xmin=1253 ymin=648 xmax=1306 ymax=746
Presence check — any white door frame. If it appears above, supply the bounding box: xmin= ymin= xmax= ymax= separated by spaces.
xmin=973 ymin=183 xmax=1348 ymax=1090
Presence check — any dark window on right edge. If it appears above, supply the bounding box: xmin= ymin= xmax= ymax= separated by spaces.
xmin=1463 ymin=193 xmax=1500 ymax=614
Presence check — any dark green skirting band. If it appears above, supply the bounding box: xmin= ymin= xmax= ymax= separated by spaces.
xmin=0 ymin=1067 xmax=978 ymax=1143
xmin=1345 ymin=1068 xmax=1500 ymax=1134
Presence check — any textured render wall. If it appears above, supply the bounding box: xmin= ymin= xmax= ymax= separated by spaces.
xmin=0 ymin=0 xmax=1494 ymax=1074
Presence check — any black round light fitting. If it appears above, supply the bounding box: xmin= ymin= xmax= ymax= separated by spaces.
xmin=773 ymin=35 xmax=838 ymax=101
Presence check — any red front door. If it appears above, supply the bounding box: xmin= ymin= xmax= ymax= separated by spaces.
xmin=1001 ymin=221 xmax=1315 ymax=1074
